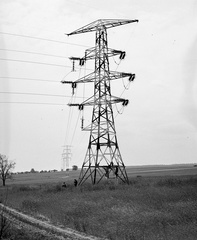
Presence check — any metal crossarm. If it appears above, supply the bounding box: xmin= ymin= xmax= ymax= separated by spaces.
xmin=68 ymin=96 xmax=128 ymax=107
xmin=61 ymin=71 xmax=134 ymax=85
xmin=67 ymin=19 xmax=139 ymax=36
xmin=83 ymin=47 xmax=127 ymax=61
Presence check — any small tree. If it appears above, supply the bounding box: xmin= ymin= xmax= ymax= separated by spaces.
xmin=72 ymin=165 xmax=78 ymax=171
xmin=30 ymin=168 xmax=36 ymax=173
xmin=0 ymin=154 xmax=15 ymax=186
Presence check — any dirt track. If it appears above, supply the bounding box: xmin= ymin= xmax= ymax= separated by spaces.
xmin=0 ymin=203 xmax=104 ymax=240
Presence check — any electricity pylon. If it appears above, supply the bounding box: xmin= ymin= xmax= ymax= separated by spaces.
xmin=61 ymin=145 xmax=71 ymax=171
xmin=62 ymin=19 xmax=138 ymax=185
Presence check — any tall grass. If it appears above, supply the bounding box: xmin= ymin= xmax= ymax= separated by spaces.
xmin=2 ymin=175 xmax=197 ymax=239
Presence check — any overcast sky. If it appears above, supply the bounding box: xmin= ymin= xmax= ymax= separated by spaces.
xmin=0 ymin=0 xmax=197 ymax=172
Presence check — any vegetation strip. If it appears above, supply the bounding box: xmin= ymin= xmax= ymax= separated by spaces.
xmin=0 ymin=203 xmax=104 ymax=240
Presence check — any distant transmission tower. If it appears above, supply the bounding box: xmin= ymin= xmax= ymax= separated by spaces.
xmin=61 ymin=145 xmax=71 ymax=171
xmin=62 ymin=19 xmax=138 ymax=185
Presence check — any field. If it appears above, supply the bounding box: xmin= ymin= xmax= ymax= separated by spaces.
xmin=5 ymin=164 xmax=197 ymax=185
xmin=1 ymin=164 xmax=197 ymax=239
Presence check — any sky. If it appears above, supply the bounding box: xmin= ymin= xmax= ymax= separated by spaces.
xmin=0 ymin=0 xmax=197 ymax=172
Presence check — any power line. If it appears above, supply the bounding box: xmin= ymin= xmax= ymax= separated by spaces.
xmin=0 ymin=31 xmax=89 ymax=48
xmin=0 ymin=48 xmax=69 ymax=59
xmin=0 ymin=101 xmax=66 ymax=106
xmin=0 ymin=57 xmax=71 ymax=68
xmin=70 ymin=111 xmax=81 ymax=145
xmin=0 ymin=91 xmax=85 ymax=98
xmin=0 ymin=58 xmax=93 ymax=71
xmin=0 ymin=76 xmax=59 ymax=83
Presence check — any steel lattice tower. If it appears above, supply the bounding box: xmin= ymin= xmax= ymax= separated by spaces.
xmin=61 ymin=145 xmax=71 ymax=171
xmin=62 ymin=19 xmax=138 ymax=185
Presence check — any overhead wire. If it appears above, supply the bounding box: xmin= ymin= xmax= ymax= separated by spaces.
xmin=63 ymin=103 xmax=72 ymax=145
xmin=81 ymin=59 xmax=87 ymax=129
xmin=119 ymin=81 xmax=131 ymax=98
xmin=63 ymin=74 xmax=78 ymax=146
xmin=0 ymin=101 xmax=66 ymax=106
xmin=67 ymin=67 xmax=82 ymax=144
xmin=71 ymin=62 xmax=90 ymax=155
xmin=61 ymin=70 xmax=72 ymax=82
xmin=0 ymin=31 xmax=89 ymax=48
xmin=113 ymin=80 xmax=130 ymax=119
xmin=111 ymin=56 xmax=125 ymax=117
xmin=122 ymin=78 xmax=131 ymax=90
xmin=71 ymin=131 xmax=86 ymax=165
xmin=63 ymin=71 xmax=79 ymax=146
xmin=0 ymin=57 xmax=72 ymax=69
xmin=115 ymin=103 xmax=124 ymax=115
xmin=62 ymin=69 xmax=81 ymax=145
xmin=0 ymin=76 xmax=60 ymax=83
xmin=63 ymin=64 xmax=89 ymax=161
xmin=70 ymin=111 xmax=81 ymax=146
xmin=112 ymin=56 xmax=121 ymax=70
xmin=63 ymin=65 xmax=83 ymax=147
xmin=0 ymin=58 xmax=93 ymax=71
xmin=0 ymin=91 xmax=85 ymax=99
xmin=112 ymin=25 xmax=137 ymax=118
xmin=0 ymin=48 xmax=69 ymax=59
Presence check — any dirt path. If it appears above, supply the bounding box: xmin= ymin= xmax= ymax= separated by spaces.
xmin=0 ymin=203 xmax=104 ymax=240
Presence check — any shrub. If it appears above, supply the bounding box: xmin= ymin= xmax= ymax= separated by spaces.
xmin=0 ymin=209 xmax=11 ymax=239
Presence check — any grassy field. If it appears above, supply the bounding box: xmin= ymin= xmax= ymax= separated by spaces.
xmin=0 ymin=165 xmax=197 ymax=239
xmin=5 ymin=163 xmax=197 ymax=185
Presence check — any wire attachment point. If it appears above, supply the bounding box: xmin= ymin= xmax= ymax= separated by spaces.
xmin=129 ymin=74 xmax=135 ymax=82
xmin=72 ymin=82 xmax=77 ymax=95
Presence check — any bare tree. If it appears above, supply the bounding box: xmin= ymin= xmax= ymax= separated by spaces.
xmin=0 ymin=154 xmax=15 ymax=186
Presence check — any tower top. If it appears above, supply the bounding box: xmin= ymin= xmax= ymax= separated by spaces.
xmin=67 ymin=19 xmax=139 ymax=36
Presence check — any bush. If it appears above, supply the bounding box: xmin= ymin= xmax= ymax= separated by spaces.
xmin=72 ymin=165 xmax=78 ymax=171
xmin=0 ymin=210 xmax=10 ymax=239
